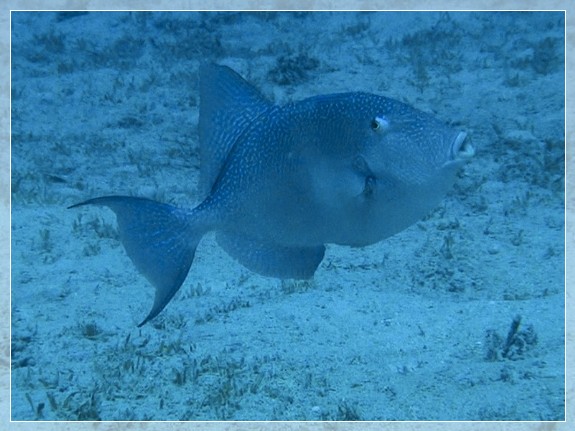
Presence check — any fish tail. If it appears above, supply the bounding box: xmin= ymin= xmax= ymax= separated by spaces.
xmin=69 ymin=196 xmax=205 ymax=326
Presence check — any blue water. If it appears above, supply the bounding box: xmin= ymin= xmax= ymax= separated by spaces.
xmin=10 ymin=11 xmax=565 ymax=421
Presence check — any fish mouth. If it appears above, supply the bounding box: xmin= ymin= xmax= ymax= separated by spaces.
xmin=450 ymin=131 xmax=474 ymax=161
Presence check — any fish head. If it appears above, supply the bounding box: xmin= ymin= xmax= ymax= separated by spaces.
xmin=302 ymin=92 xmax=474 ymax=245
xmin=353 ymin=93 xmax=473 ymax=190
xmin=349 ymin=93 xmax=473 ymax=239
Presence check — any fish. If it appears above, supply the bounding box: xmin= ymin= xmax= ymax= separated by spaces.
xmin=70 ymin=64 xmax=474 ymax=327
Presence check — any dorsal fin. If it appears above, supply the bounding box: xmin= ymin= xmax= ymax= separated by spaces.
xmin=198 ymin=64 xmax=273 ymax=196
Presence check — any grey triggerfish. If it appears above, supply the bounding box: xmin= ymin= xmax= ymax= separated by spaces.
xmin=70 ymin=64 xmax=474 ymax=326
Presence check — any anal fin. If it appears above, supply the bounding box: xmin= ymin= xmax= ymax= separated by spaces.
xmin=217 ymin=232 xmax=325 ymax=279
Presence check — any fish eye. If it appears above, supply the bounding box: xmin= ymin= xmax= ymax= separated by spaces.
xmin=370 ymin=116 xmax=389 ymax=133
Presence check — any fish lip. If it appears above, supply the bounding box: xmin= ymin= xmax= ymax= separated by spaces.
xmin=450 ymin=131 xmax=474 ymax=161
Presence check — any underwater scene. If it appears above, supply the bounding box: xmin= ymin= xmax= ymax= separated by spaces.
xmin=10 ymin=11 xmax=565 ymax=420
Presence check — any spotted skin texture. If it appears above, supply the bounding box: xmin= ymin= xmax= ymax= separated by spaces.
xmin=70 ymin=64 xmax=472 ymax=326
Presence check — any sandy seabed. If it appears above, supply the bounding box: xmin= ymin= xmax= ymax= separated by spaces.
xmin=10 ymin=11 xmax=565 ymax=421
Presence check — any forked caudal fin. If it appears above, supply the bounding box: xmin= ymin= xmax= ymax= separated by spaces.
xmin=69 ymin=196 xmax=204 ymax=326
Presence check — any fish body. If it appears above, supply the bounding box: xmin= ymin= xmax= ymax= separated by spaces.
xmin=70 ymin=64 xmax=473 ymax=326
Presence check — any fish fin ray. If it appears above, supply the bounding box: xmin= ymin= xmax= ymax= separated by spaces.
xmin=70 ymin=196 xmax=204 ymax=326
xmin=217 ymin=232 xmax=324 ymax=279
xmin=199 ymin=64 xmax=272 ymax=196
